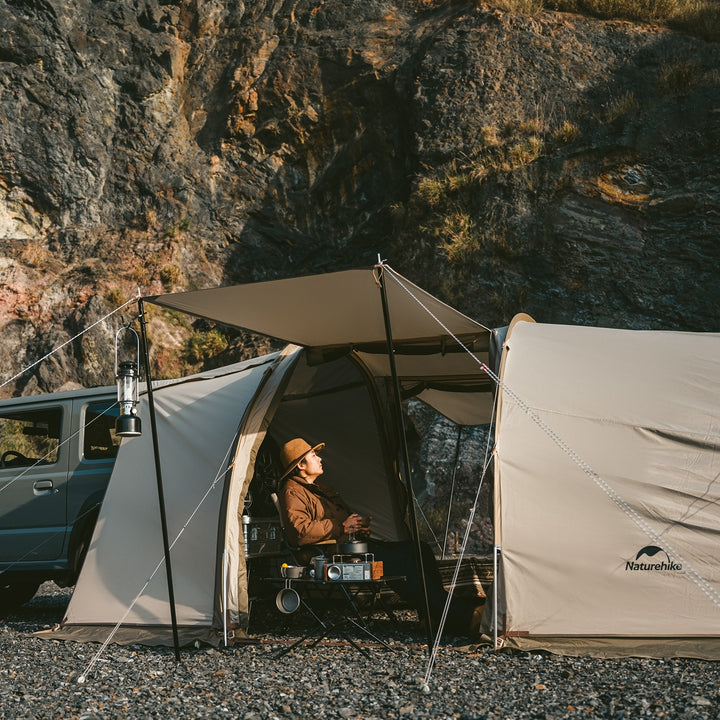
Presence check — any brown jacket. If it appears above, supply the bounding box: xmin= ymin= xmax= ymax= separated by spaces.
xmin=279 ymin=475 xmax=351 ymax=548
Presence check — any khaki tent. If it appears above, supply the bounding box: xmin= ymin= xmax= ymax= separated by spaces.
xmin=491 ymin=316 xmax=720 ymax=659
xmin=45 ymin=266 xmax=720 ymax=659
xmin=47 ymin=266 xmax=494 ymax=646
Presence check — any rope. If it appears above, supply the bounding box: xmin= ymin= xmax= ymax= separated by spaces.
xmin=414 ymin=497 xmax=443 ymax=557
xmin=0 ymin=293 xmax=141 ymax=572
xmin=424 ymin=423 xmax=497 ymax=689
xmin=78 ymin=432 xmax=238 ymax=683
xmin=378 ymin=263 xmax=720 ymax=688
xmin=0 ymin=290 xmax=140 ymax=390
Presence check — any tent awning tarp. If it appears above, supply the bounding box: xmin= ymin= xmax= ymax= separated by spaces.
xmin=147 ymin=266 xmax=490 ymax=354
xmin=147 ymin=266 xmax=496 ymax=426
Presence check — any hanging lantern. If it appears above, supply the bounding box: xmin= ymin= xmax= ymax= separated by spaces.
xmin=115 ymin=326 xmax=142 ymax=437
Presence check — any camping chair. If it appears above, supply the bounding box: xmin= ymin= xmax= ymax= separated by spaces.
xmin=269 ymin=492 xmax=335 ymax=565
xmin=266 ymin=493 xmax=404 ymax=656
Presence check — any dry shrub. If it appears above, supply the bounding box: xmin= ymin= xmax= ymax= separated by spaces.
xmin=494 ymin=0 xmax=545 ymax=12
xmin=603 ymin=91 xmax=638 ymax=123
xmin=547 ymin=0 xmax=720 ymax=40
xmin=553 ymin=120 xmax=581 ymax=144
xmin=669 ymin=0 xmax=720 ymax=41
xmin=442 ymin=212 xmax=479 ymax=262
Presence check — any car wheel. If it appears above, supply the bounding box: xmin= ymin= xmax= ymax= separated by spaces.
xmin=0 ymin=580 xmax=41 ymax=613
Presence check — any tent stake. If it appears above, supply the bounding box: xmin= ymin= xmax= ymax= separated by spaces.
xmin=138 ymin=299 xmax=182 ymax=661
xmin=375 ymin=264 xmax=434 ymax=649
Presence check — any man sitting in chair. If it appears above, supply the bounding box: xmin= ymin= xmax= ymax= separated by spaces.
xmin=277 ymin=438 xmax=484 ymax=637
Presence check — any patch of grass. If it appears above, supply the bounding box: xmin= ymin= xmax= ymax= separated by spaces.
xmin=481 ymin=126 xmax=500 ymax=147
xmin=558 ymin=0 xmax=676 ymax=21
xmin=508 ymin=136 xmax=544 ymax=166
xmin=104 ymin=287 xmax=126 ymax=308
xmin=603 ymin=90 xmax=638 ymax=123
xmin=518 ymin=118 xmax=544 ymax=135
xmin=671 ymin=0 xmax=720 ymax=42
xmin=445 ymin=172 xmax=472 ymax=193
xmin=494 ymin=0 xmax=545 ymax=12
xmin=129 ymin=262 xmax=153 ymax=287
xmin=184 ymin=328 xmax=229 ymax=364
xmin=163 ymin=217 xmax=190 ymax=238
xmin=416 ymin=168 xmax=473 ymax=209
xmin=553 ymin=120 xmax=581 ymax=144
xmin=160 ymin=264 xmax=182 ymax=291
xmin=441 ymin=212 xmax=479 ymax=262
xmin=411 ymin=0 xmax=720 ymax=41
xmin=546 ymin=0 xmax=720 ymax=41
xmin=416 ymin=177 xmax=447 ymax=207
xmin=657 ymin=59 xmax=701 ymax=93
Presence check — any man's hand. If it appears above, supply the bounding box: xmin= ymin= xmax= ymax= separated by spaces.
xmin=342 ymin=513 xmax=371 ymax=536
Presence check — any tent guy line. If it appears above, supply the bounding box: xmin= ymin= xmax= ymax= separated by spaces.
xmin=0 ymin=299 xmax=140 ymax=572
xmin=78 ymin=430 xmax=238 ymax=683
xmin=382 ymin=266 xmax=500 ymax=688
xmin=383 ymin=267 xmax=720 ymax=614
xmin=424 ymin=450 xmax=495 ymax=690
xmin=0 ymin=290 xmax=140 ymax=392
xmin=498 ymin=376 xmax=720 ymax=612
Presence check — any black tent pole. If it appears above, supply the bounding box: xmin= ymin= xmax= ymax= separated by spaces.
xmin=137 ymin=298 xmax=182 ymax=661
xmin=374 ymin=264 xmax=434 ymax=649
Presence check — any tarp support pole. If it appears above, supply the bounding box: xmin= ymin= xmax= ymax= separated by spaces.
xmin=375 ymin=265 xmax=434 ymax=648
xmin=138 ymin=298 xmax=182 ymax=661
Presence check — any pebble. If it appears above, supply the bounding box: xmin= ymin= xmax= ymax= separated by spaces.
xmin=2 ymin=583 xmax=720 ymax=719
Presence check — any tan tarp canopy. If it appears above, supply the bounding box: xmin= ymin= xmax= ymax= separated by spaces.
xmin=148 ymin=266 xmax=489 ymax=352
xmin=149 ymin=266 xmax=495 ymax=426
xmin=492 ymin=317 xmax=720 ymax=659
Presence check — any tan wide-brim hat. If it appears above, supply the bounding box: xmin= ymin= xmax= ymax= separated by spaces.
xmin=279 ymin=438 xmax=325 ymax=480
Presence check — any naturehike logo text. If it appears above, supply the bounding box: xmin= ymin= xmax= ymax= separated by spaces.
xmin=625 ymin=545 xmax=682 ymax=572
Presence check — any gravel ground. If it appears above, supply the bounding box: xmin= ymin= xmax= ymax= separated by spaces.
xmin=2 ymin=582 xmax=720 ymax=719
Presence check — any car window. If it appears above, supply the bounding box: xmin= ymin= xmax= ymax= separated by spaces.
xmin=0 ymin=407 xmax=62 ymax=467
xmin=83 ymin=402 xmax=121 ymax=461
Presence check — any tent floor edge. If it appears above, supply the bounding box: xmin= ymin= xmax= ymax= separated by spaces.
xmin=501 ymin=635 xmax=720 ymax=661
xmin=34 ymin=623 xmax=227 ymax=649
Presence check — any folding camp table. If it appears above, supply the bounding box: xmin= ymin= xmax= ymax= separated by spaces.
xmin=271 ymin=575 xmax=405 ymax=659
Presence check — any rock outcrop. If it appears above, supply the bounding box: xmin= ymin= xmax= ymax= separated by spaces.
xmin=2 ymin=1 xmax=718 ymax=395
xmin=1 ymin=0 xmax=718 ymax=552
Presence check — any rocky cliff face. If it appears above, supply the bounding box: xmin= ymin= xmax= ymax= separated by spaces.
xmin=2 ymin=0 xmax=718 ymax=396
xmin=1 ymin=0 xmax=719 ymax=549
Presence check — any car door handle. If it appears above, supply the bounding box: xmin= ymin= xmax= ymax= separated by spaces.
xmin=33 ymin=480 xmax=54 ymax=496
